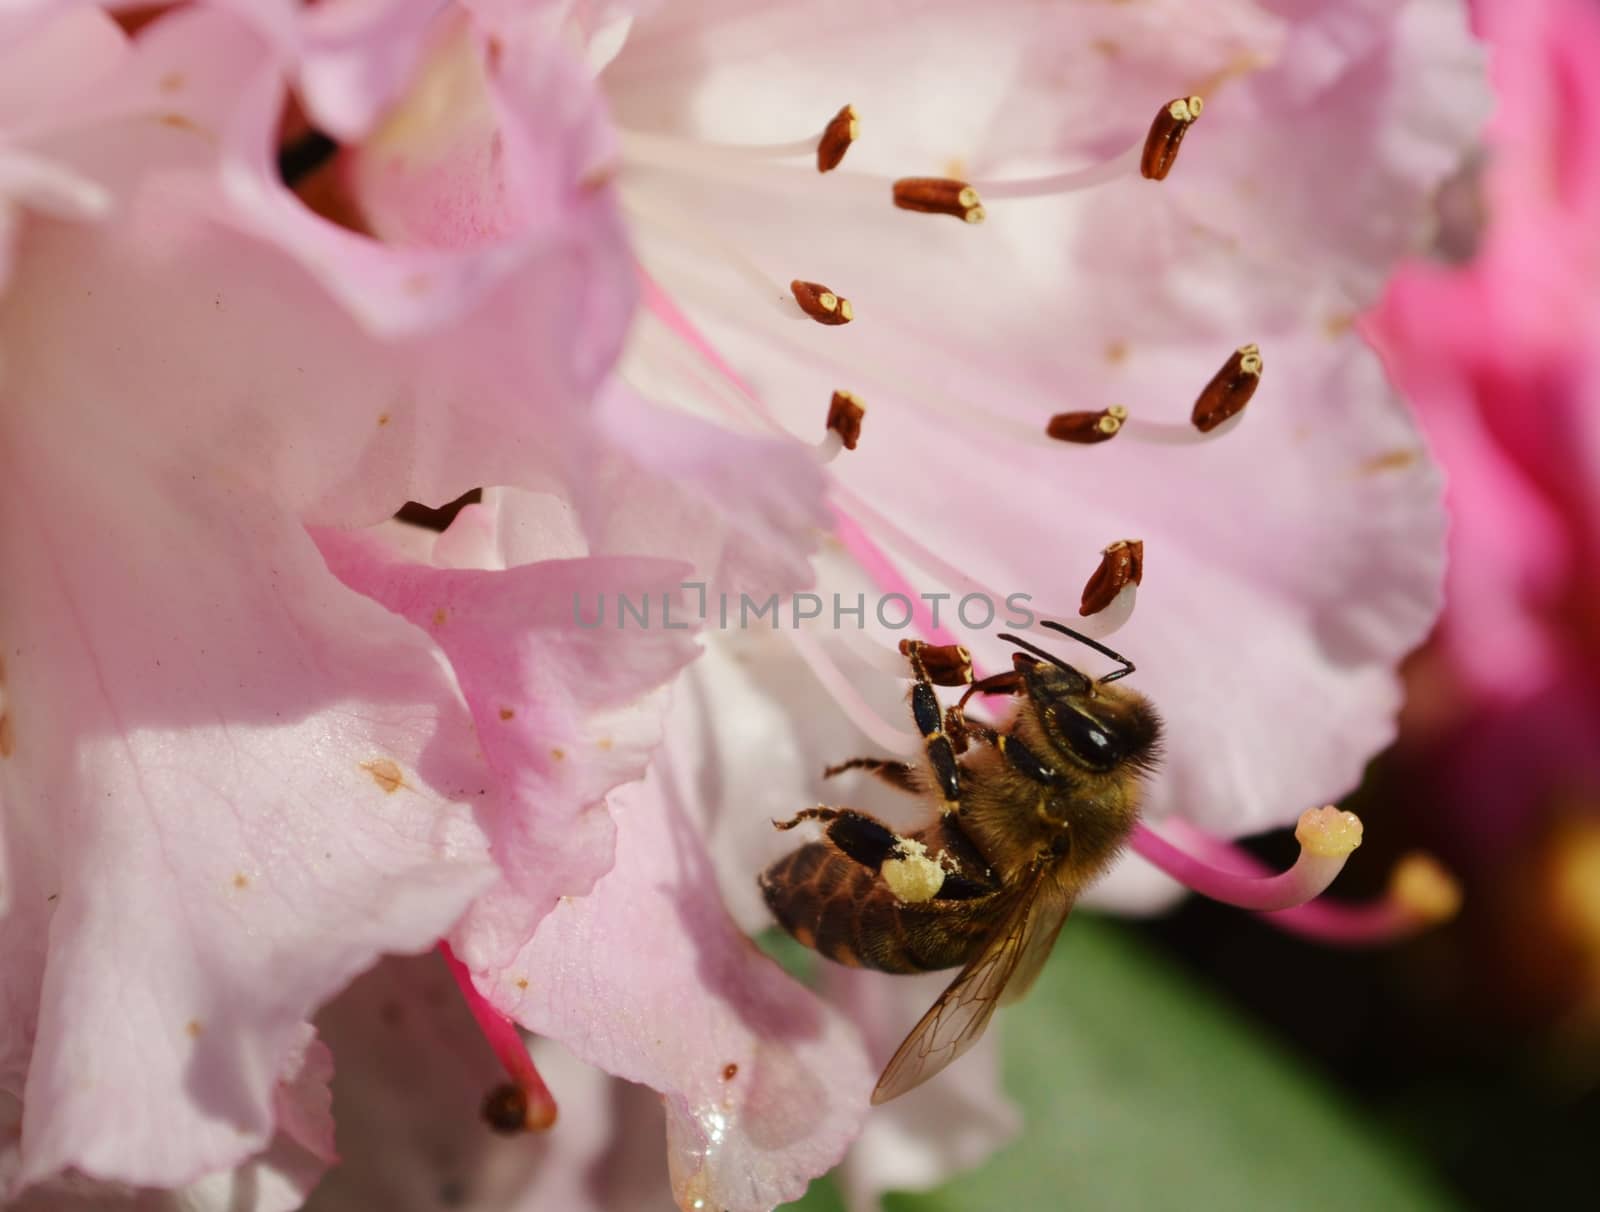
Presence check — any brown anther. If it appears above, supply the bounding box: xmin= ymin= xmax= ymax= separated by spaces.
xmin=891 ymin=177 xmax=986 ymax=224
xmin=1191 ymin=343 xmax=1262 ymax=432
xmin=1079 ymin=539 xmax=1145 ymax=617
xmin=482 ymin=1083 xmax=531 ymax=1135
xmin=791 ymin=279 xmax=854 ymax=325
xmin=826 ymin=390 xmax=866 ymax=450
xmin=1046 ymin=404 xmax=1127 ymax=445
xmin=900 ymin=639 xmax=973 ymax=687
xmin=1141 ymin=95 xmax=1203 ymax=181
xmin=817 ymin=104 xmax=859 ymax=173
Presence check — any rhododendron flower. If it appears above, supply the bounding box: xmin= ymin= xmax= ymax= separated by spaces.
xmin=0 ymin=1 xmax=1491 ymax=1211
xmin=0 ymin=2 xmax=826 ymax=1206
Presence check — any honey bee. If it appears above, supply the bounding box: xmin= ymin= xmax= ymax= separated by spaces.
xmin=759 ymin=622 xmax=1161 ymax=1103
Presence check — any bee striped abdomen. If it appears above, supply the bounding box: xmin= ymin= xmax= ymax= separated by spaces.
xmin=760 ymin=842 xmax=997 ymax=974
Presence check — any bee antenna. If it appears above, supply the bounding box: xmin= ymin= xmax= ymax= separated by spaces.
xmin=1000 ymin=622 xmax=1137 ymax=684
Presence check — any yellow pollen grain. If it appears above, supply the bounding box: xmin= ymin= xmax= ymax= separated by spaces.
xmin=0 ymin=714 xmax=12 ymax=758
xmin=159 ymin=72 xmax=185 ymax=94
xmin=1295 ymin=806 xmax=1363 ymax=859
xmin=232 ymin=872 xmax=249 ymax=890
xmin=550 ymin=747 xmax=566 ymax=761
xmin=516 ymin=977 xmax=529 ymax=990
xmin=431 ymin=607 xmax=448 ymax=627
xmin=377 ymin=413 xmax=390 ymax=427
xmin=882 ymin=838 xmax=946 ymax=904
xmin=499 ymin=706 xmax=515 ymax=721
xmin=186 ymin=1020 xmax=204 ymax=1039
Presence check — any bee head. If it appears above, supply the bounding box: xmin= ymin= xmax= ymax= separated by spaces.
xmin=1000 ymin=626 xmax=1162 ymax=774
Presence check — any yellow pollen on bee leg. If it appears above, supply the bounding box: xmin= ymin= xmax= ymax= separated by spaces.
xmin=882 ymin=838 xmax=947 ymax=903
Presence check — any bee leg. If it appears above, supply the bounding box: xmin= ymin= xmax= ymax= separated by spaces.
xmin=823 ymin=757 xmax=919 ymax=793
xmin=901 ymin=641 xmax=964 ymax=811
xmin=997 ymin=733 xmax=1060 ymax=784
xmin=945 ymin=671 xmax=1024 ymax=752
xmin=773 ymin=806 xmax=900 ymax=870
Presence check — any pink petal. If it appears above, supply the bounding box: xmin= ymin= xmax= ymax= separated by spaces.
xmin=607 ymin=0 xmax=1484 ymax=842
xmin=0 ymin=461 xmax=495 ymax=1191
xmin=472 ymin=774 xmax=875 ymax=1212
xmin=309 ymin=952 xmax=675 ymax=1212
xmin=317 ymin=527 xmax=701 ymax=941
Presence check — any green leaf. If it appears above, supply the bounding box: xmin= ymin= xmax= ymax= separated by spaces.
xmin=786 ymin=917 xmax=1459 ymax=1212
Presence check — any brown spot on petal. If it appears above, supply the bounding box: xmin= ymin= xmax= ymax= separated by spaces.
xmin=158 ymin=71 xmax=185 ymax=94
xmin=432 ymin=607 xmax=449 ymax=627
xmin=1104 ymin=339 xmax=1129 ymax=365
xmin=186 ymin=1020 xmax=204 ymax=1039
xmin=596 ymin=737 xmax=614 ymax=752
xmin=157 ymin=112 xmax=206 ymax=137
xmin=377 ymin=413 xmax=390 ymax=427
xmin=722 ymin=1063 xmax=739 ymax=1081
xmin=499 ymin=706 xmax=515 ymax=721
xmin=1323 ymin=312 xmax=1356 ymax=340
xmin=515 ymin=977 xmax=529 ymax=991
xmin=363 ymin=758 xmax=406 ymax=794
xmin=550 ymin=747 xmax=565 ymax=762
xmin=1358 ymin=449 xmax=1422 ymax=476
xmin=0 ymin=714 xmax=12 ymax=758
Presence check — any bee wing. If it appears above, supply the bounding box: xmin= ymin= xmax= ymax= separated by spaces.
xmin=871 ymin=872 xmax=1072 ymax=1105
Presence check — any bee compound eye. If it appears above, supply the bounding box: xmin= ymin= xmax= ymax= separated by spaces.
xmin=1049 ymin=705 xmax=1120 ymax=770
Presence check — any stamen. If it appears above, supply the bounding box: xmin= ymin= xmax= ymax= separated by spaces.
xmin=817 ymin=104 xmax=859 ymax=172
xmin=789 ymin=628 xmax=921 ymax=755
xmin=791 ymin=279 xmax=854 ymax=325
xmin=1141 ymin=95 xmax=1203 ymax=181
xmin=1080 ymin=540 xmax=1143 ymax=617
xmin=1047 ymin=406 xmax=1126 ymax=445
xmin=626 ymin=196 xmax=800 ymax=321
xmin=826 ymin=389 xmax=866 ymax=449
xmin=901 ymin=639 xmax=973 ymax=686
xmin=1192 ymin=344 xmax=1263 ymax=432
xmin=1267 ymin=853 xmax=1463 ymax=944
xmin=618 ymin=106 xmax=859 ymax=171
xmin=834 ymin=491 xmax=1104 ymax=643
xmin=971 ymin=143 xmax=1144 ymax=200
xmin=438 ymin=942 xmax=557 ymax=1131
xmin=891 ymin=178 xmax=986 ymax=223
xmin=1161 ymin=821 xmax=1462 ymax=945
xmin=1130 ymin=806 xmax=1364 ymax=911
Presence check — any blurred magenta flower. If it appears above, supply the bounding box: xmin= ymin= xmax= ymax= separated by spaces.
xmin=1367 ymin=0 xmax=1600 ymax=1037
xmin=0 ymin=1 xmax=1489 ymax=1210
